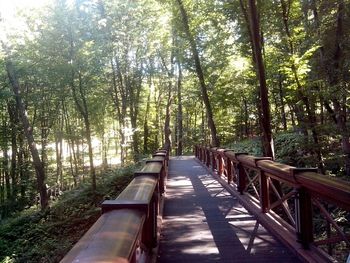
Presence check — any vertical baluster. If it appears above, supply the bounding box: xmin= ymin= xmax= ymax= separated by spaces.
xmin=237 ymin=163 xmax=247 ymax=194
xmin=206 ymin=148 xmax=210 ymax=167
xmin=295 ymin=187 xmax=313 ymax=249
xmin=226 ymin=157 xmax=232 ymax=184
xmin=211 ymin=150 xmax=216 ymax=171
xmin=218 ymin=154 xmax=223 ymax=176
xmin=142 ymin=192 xmax=158 ymax=248
xmin=259 ymin=170 xmax=269 ymax=213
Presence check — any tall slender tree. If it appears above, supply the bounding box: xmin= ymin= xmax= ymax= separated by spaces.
xmin=175 ymin=0 xmax=220 ymax=147
xmin=247 ymin=0 xmax=274 ymax=158
xmin=5 ymin=59 xmax=48 ymax=209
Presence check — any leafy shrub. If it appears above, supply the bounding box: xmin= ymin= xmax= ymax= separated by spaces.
xmin=225 ymin=137 xmax=263 ymax=156
xmin=225 ymin=132 xmax=320 ymax=167
xmin=274 ymin=132 xmax=308 ymax=166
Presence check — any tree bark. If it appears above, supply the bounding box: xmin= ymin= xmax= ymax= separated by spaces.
xmin=278 ymin=75 xmax=287 ymax=131
xmin=1 ymin=120 xmax=11 ymax=200
xmin=6 ymin=60 xmax=48 ymax=209
xmin=177 ymin=61 xmax=183 ymax=155
xmin=77 ymin=72 xmax=97 ymax=192
xmin=164 ymin=87 xmax=172 ymax=150
xmin=110 ymin=59 xmax=126 ymax=165
xmin=176 ymin=0 xmax=220 ymax=147
xmin=243 ymin=97 xmax=249 ymax=137
xmin=248 ymin=0 xmax=274 ymax=158
xmin=129 ymin=72 xmax=142 ymax=161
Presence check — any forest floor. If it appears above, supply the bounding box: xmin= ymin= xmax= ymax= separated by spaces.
xmin=0 ymin=165 xmax=137 ymax=263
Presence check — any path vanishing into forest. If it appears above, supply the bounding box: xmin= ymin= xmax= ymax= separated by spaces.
xmin=157 ymin=156 xmax=300 ymax=263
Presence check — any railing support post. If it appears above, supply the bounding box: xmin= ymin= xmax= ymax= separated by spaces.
xmin=218 ymin=155 xmax=223 ymax=176
xmin=142 ymin=192 xmax=158 ymax=248
xmin=226 ymin=158 xmax=232 ymax=184
xmin=211 ymin=151 xmax=216 ymax=171
xmin=236 ymin=163 xmax=246 ymax=194
xmin=206 ymin=149 xmax=210 ymax=167
xmin=295 ymin=187 xmax=313 ymax=249
xmin=160 ymin=166 xmax=165 ymax=194
xmin=259 ymin=171 xmax=269 ymax=213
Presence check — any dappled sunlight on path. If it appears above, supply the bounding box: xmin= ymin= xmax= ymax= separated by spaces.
xmin=157 ymin=156 xmax=300 ymax=263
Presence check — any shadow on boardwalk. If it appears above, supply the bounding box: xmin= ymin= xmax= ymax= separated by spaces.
xmin=157 ymin=156 xmax=300 ymax=263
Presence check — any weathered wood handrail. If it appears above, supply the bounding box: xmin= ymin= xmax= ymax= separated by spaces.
xmin=195 ymin=145 xmax=350 ymax=262
xmin=61 ymin=147 xmax=169 ymax=263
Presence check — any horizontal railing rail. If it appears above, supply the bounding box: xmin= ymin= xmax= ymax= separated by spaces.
xmin=61 ymin=147 xmax=169 ymax=263
xmin=195 ymin=145 xmax=350 ymax=262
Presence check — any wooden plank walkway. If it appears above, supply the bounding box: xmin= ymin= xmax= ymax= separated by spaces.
xmin=157 ymin=156 xmax=301 ymax=263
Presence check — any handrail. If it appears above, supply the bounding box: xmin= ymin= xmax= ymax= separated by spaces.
xmin=61 ymin=147 xmax=169 ymax=263
xmin=195 ymin=145 xmax=350 ymax=262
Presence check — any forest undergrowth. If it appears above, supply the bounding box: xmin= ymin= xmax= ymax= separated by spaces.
xmin=0 ymin=165 xmax=136 ymax=263
xmin=226 ymin=132 xmax=350 ymax=180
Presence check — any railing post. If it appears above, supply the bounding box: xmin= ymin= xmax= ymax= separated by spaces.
xmin=218 ymin=154 xmax=223 ymax=176
xmin=295 ymin=187 xmax=313 ymax=249
xmin=160 ymin=166 xmax=165 ymax=194
xmin=200 ymin=146 xmax=204 ymax=162
xmin=211 ymin=150 xmax=216 ymax=171
xmin=236 ymin=162 xmax=246 ymax=194
xmin=142 ymin=192 xmax=158 ymax=248
xmin=226 ymin=157 xmax=232 ymax=184
xmin=206 ymin=148 xmax=210 ymax=167
xmin=259 ymin=170 xmax=269 ymax=213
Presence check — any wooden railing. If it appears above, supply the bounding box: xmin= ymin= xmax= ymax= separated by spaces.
xmin=195 ymin=145 xmax=350 ymax=262
xmin=61 ymin=148 xmax=169 ymax=263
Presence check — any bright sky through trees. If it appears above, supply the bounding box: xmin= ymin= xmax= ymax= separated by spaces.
xmin=0 ymin=0 xmax=48 ymax=19
xmin=0 ymin=0 xmax=50 ymax=45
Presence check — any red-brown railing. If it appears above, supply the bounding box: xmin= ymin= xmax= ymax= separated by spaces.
xmin=195 ymin=145 xmax=350 ymax=263
xmin=61 ymin=148 xmax=169 ymax=263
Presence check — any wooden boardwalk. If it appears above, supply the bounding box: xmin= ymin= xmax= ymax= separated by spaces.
xmin=157 ymin=156 xmax=301 ymax=263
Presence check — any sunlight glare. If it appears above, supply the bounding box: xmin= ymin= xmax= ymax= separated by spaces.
xmin=0 ymin=0 xmax=50 ymax=45
xmin=0 ymin=0 xmax=49 ymax=19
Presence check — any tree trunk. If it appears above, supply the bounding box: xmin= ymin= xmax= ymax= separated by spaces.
xmin=8 ymin=103 xmax=18 ymax=201
xmin=70 ymin=68 xmax=96 ymax=192
xmin=201 ymin=102 xmax=206 ymax=143
xmin=6 ymin=60 xmax=48 ymax=209
xmin=278 ymin=75 xmax=287 ymax=131
xmin=111 ymin=59 xmax=127 ymax=165
xmin=143 ymin=92 xmax=151 ymax=153
xmin=176 ymin=0 xmax=220 ymax=147
xmin=177 ymin=61 xmax=183 ymax=155
xmin=155 ymin=92 xmax=161 ymax=149
xmin=164 ymin=88 xmax=172 ymax=149
xmin=17 ymin=132 xmax=27 ymax=205
xmin=243 ymin=97 xmax=249 ymax=137
xmin=2 ymin=146 xmax=11 ymax=201
xmin=63 ymin=102 xmax=79 ymax=185
xmin=84 ymin=116 xmax=96 ymax=191
xmin=1 ymin=115 xmax=11 ymax=200
xmin=55 ymin=131 xmax=63 ymax=186
xmin=130 ymin=82 xmax=141 ymax=161
xmin=248 ymin=0 xmax=274 ymax=158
